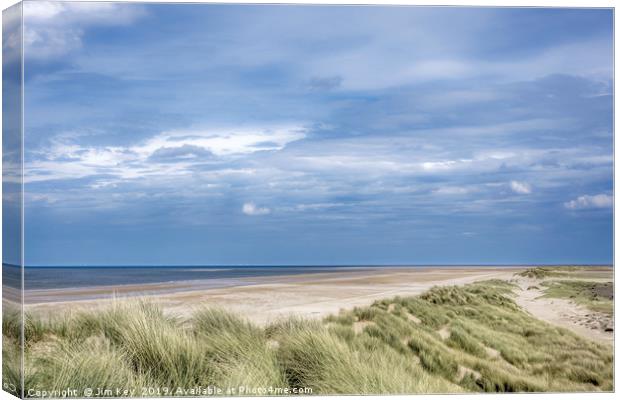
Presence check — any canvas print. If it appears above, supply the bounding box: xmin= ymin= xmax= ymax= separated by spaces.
xmin=2 ymin=1 xmax=614 ymax=398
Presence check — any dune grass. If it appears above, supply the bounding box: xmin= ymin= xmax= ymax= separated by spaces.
xmin=541 ymin=280 xmax=613 ymax=316
xmin=516 ymin=267 xmax=582 ymax=279
xmin=516 ymin=266 xmax=613 ymax=316
xmin=3 ymin=279 xmax=613 ymax=397
xmin=2 ymin=334 xmax=21 ymax=397
xmin=2 ymin=305 xmax=22 ymax=397
xmin=517 ymin=266 xmax=612 ymax=280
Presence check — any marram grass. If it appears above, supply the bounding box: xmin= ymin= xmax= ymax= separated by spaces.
xmin=2 ymin=279 xmax=613 ymax=397
xmin=541 ymin=280 xmax=613 ymax=316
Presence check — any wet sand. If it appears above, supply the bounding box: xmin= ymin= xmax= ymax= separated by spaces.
xmin=25 ymin=266 xmax=522 ymax=324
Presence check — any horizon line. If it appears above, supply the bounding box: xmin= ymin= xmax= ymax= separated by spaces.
xmin=3 ymin=263 xmax=614 ymax=268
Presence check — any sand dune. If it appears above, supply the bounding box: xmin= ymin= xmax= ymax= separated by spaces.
xmin=512 ymin=275 xmax=613 ymax=345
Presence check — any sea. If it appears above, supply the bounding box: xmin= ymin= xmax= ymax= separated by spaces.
xmin=2 ymin=264 xmax=603 ymax=292
xmin=2 ymin=264 xmax=376 ymax=290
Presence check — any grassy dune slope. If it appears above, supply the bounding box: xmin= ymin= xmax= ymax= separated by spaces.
xmin=3 ymin=279 xmax=613 ymax=397
xmin=541 ymin=280 xmax=613 ymax=315
xmin=517 ymin=266 xmax=613 ymax=328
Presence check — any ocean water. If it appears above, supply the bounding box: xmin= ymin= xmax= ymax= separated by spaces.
xmin=3 ymin=264 xmax=373 ymax=290
xmin=2 ymin=264 xmax=574 ymax=292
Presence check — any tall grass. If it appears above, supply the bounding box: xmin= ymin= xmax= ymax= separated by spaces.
xmin=277 ymin=325 xmax=459 ymax=394
xmin=2 ymin=303 xmax=21 ymax=397
xmin=4 ymin=279 xmax=613 ymax=397
xmin=30 ymin=336 xmax=146 ymax=395
xmin=192 ymin=308 xmax=287 ymax=390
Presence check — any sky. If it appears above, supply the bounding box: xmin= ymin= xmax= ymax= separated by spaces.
xmin=15 ymin=2 xmax=613 ymax=266
xmin=2 ymin=3 xmax=23 ymax=267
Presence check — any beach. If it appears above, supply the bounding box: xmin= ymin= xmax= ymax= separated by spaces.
xmin=4 ymin=265 xmax=613 ymax=395
xmin=24 ymin=266 xmax=522 ymax=323
xmin=19 ymin=265 xmax=614 ymax=345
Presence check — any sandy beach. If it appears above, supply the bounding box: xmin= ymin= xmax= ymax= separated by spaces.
xmin=6 ymin=265 xmax=613 ymax=395
xmin=20 ymin=265 xmax=614 ymax=345
xmin=23 ymin=266 xmax=521 ymax=323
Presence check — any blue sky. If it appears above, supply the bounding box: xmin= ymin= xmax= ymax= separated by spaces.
xmin=19 ymin=2 xmax=613 ymax=266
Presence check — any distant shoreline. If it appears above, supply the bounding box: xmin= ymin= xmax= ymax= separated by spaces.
xmin=20 ymin=266 xmax=526 ymax=312
xmin=2 ymin=265 xmax=612 ymax=302
xmin=4 ymin=263 xmax=614 ymax=268
xmin=2 ymin=264 xmax=612 ymax=292
xmin=13 ymin=265 xmax=614 ymax=344
xmin=8 ymin=265 xmax=546 ymax=292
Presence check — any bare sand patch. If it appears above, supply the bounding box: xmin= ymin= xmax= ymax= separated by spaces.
xmin=353 ymin=320 xmax=375 ymax=334
xmin=457 ymin=365 xmax=481 ymax=382
xmin=512 ymin=276 xmax=613 ymax=345
xmin=484 ymin=345 xmax=500 ymax=359
xmin=405 ymin=311 xmax=421 ymax=324
xmin=437 ymin=326 xmax=451 ymax=340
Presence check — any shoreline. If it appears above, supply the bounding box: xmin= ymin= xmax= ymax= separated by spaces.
xmin=23 ymin=266 xmax=524 ymax=323
xmin=22 ymin=266 xmax=527 ymax=304
xmin=21 ymin=265 xmax=535 ymax=302
xmin=12 ymin=265 xmax=613 ymax=344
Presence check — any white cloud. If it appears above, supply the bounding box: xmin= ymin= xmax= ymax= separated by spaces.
xmin=24 ymin=124 xmax=306 ymax=183
xmin=510 ymin=181 xmax=532 ymax=195
xmin=24 ymin=2 xmax=143 ymax=23
xmin=564 ymin=194 xmax=612 ymax=210
xmin=140 ymin=125 xmax=306 ymax=158
xmin=242 ymin=202 xmax=270 ymax=216
xmin=23 ymin=1 xmax=146 ymax=59
xmin=23 ymin=121 xmax=612 ymax=220
xmin=2 ymin=3 xmax=22 ymax=64
xmin=421 ymin=160 xmax=459 ymax=172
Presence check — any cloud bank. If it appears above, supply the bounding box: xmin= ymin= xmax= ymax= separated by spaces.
xmin=21 ymin=4 xmax=613 ymax=265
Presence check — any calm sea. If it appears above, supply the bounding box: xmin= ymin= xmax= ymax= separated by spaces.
xmin=2 ymin=264 xmax=582 ymax=292
xmin=3 ymin=264 xmax=375 ymax=290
